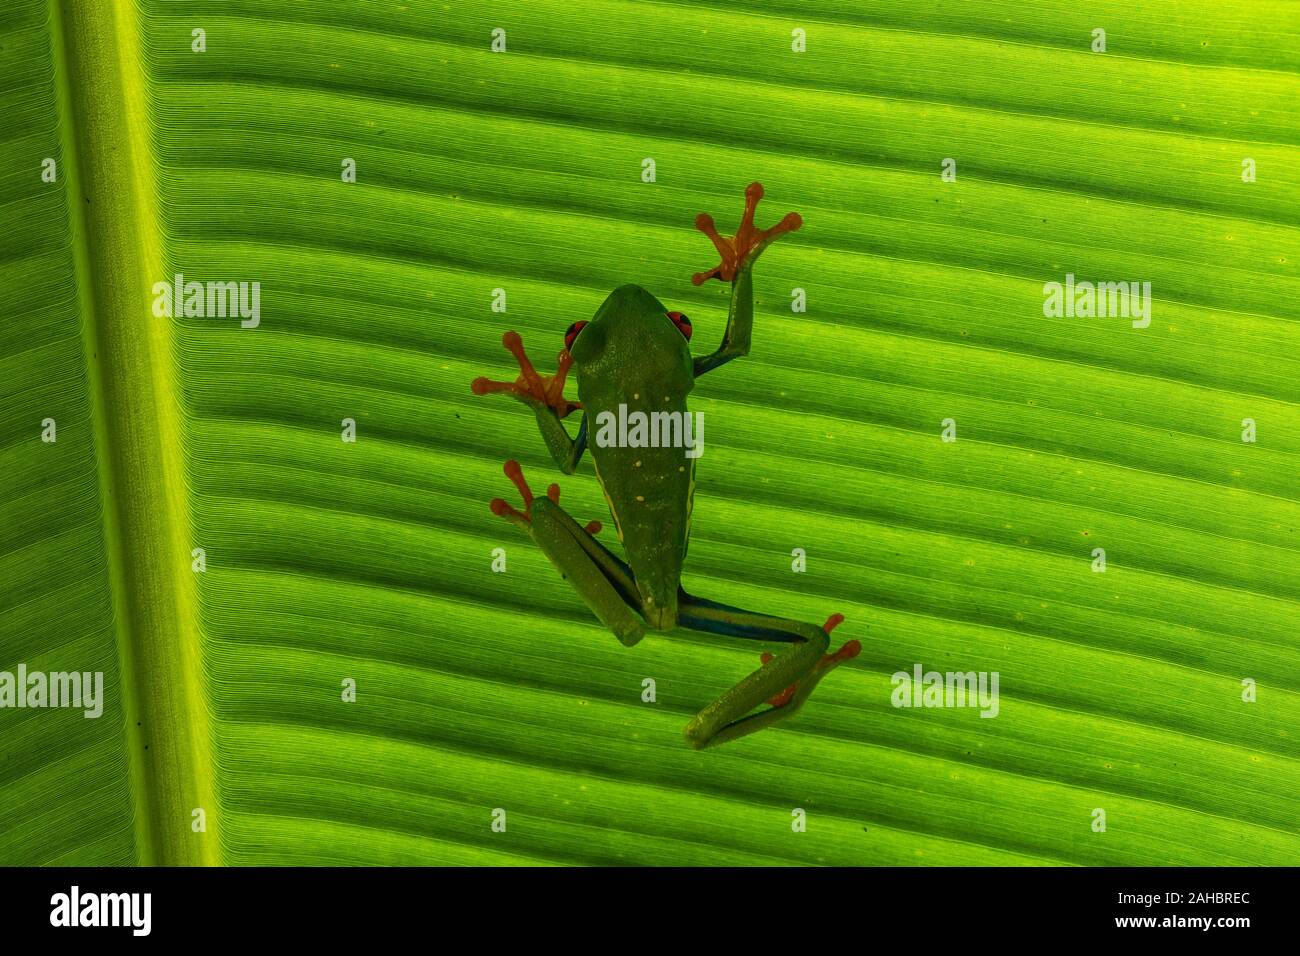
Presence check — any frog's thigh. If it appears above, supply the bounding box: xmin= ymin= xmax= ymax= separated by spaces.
xmin=530 ymin=500 xmax=644 ymax=647
xmin=676 ymin=589 xmax=819 ymax=644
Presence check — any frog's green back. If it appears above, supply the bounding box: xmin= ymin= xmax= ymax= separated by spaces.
xmin=571 ymin=285 xmax=697 ymax=629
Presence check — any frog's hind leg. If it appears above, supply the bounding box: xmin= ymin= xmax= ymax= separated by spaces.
xmin=676 ymin=590 xmax=860 ymax=749
xmin=535 ymin=479 xmax=640 ymax=613
xmin=489 ymin=460 xmax=645 ymax=646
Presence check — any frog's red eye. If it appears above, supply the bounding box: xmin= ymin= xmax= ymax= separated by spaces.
xmin=564 ymin=320 xmax=588 ymax=350
xmin=667 ymin=311 xmax=692 ymax=340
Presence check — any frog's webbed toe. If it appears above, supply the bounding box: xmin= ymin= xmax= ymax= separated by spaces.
xmin=691 ymin=181 xmax=802 ymax=285
xmin=471 ymin=330 xmax=582 ymax=418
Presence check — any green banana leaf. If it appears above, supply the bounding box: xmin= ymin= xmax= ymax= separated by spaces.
xmin=1 ymin=0 xmax=1297 ymax=867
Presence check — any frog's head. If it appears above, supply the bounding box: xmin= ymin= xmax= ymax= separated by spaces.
xmin=564 ymin=284 xmax=694 ymax=397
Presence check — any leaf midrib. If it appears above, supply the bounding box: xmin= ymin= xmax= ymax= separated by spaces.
xmin=50 ymin=0 xmax=217 ymax=865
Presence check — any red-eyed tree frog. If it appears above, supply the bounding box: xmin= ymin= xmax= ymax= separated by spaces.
xmin=471 ymin=183 xmax=859 ymax=749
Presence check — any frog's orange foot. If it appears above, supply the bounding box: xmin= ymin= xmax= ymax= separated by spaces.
xmin=759 ymin=613 xmax=858 ymax=708
xmin=691 ymin=181 xmax=802 ymax=286
xmin=490 ymin=468 xmax=601 ymax=535
xmin=489 ymin=459 xmax=540 ymax=525
xmin=471 ymin=331 xmax=582 ymax=418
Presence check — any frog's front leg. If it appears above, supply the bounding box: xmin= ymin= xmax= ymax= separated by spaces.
xmin=677 ymin=593 xmax=860 ymax=749
xmin=690 ymin=182 xmax=802 ymax=377
xmin=489 ymin=459 xmax=644 ymax=647
xmin=472 ymin=331 xmax=587 ymax=474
